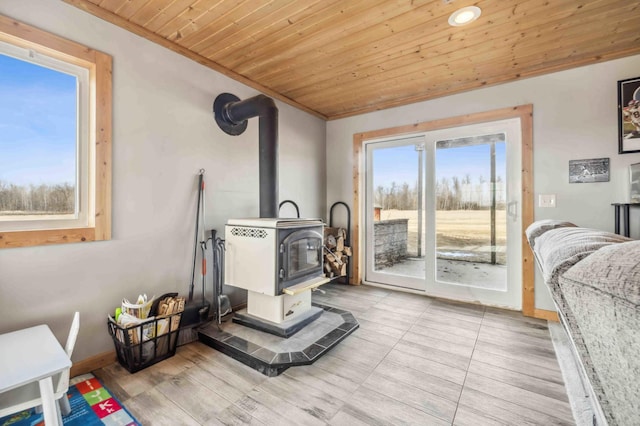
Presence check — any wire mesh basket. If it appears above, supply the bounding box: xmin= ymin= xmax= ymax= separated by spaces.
xmin=107 ymin=312 xmax=182 ymax=373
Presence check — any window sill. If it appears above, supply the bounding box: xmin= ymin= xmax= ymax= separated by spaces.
xmin=0 ymin=227 xmax=107 ymax=249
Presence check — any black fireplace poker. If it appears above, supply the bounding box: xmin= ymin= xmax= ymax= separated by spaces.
xmin=213 ymin=93 xmax=279 ymax=219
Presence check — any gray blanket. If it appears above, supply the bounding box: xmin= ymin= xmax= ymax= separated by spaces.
xmin=525 ymin=219 xmax=577 ymax=249
xmin=526 ymin=220 xmax=637 ymax=425
xmin=559 ymin=241 xmax=640 ymax=425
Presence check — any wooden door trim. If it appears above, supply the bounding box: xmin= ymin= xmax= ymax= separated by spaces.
xmin=352 ymin=105 xmax=539 ymax=317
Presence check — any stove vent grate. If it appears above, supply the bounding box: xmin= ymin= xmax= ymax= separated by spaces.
xmin=230 ymin=227 xmax=268 ymax=239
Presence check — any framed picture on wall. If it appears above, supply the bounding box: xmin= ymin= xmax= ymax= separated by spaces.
xmin=569 ymin=158 xmax=609 ymax=183
xmin=618 ymin=76 xmax=640 ymax=153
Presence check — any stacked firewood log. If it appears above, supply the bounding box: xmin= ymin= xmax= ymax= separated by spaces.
xmin=323 ymin=227 xmax=352 ymax=278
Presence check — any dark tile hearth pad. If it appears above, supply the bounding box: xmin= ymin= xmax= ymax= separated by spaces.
xmin=197 ymin=303 xmax=359 ymax=376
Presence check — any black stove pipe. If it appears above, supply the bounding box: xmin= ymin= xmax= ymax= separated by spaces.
xmin=213 ymin=93 xmax=278 ymax=218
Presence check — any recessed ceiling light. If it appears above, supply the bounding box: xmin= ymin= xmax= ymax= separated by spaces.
xmin=448 ymin=6 xmax=481 ymax=26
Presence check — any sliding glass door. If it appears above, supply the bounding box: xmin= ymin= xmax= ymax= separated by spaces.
xmin=364 ymin=119 xmax=522 ymax=309
xmin=365 ymin=136 xmax=427 ymax=291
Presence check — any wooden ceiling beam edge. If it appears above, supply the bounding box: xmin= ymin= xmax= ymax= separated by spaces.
xmin=327 ymin=44 xmax=640 ymax=120
xmin=62 ymin=0 xmax=328 ymax=120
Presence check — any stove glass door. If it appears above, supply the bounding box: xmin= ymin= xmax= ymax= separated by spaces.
xmin=281 ymin=229 xmax=323 ymax=284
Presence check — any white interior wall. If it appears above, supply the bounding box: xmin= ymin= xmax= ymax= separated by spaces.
xmin=0 ymin=1 xmax=326 ymax=361
xmin=327 ymin=54 xmax=640 ymax=311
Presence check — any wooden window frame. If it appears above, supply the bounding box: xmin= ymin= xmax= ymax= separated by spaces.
xmin=351 ymin=105 xmax=556 ymax=320
xmin=0 ymin=15 xmax=112 ymax=249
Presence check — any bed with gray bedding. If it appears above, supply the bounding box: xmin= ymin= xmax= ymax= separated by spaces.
xmin=526 ymin=220 xmax=640 ymax=426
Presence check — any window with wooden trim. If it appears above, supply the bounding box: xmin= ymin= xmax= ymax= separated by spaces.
xmin=0 ymin=15 xmax=112 ymax=248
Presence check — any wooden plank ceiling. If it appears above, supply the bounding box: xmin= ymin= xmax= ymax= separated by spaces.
xmin=64 ymin=0 xmax=640 ymax=120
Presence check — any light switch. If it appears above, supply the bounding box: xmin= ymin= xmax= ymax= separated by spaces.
xmin=539 ymin=194 xmax=556 ymax=208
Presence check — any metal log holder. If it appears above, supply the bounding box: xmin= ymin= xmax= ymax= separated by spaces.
xmin=328 ymin=201 xmax=352 ymax=284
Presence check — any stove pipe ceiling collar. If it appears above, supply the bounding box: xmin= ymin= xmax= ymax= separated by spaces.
xmin=213 ymin=93 xmax=279 ymax=218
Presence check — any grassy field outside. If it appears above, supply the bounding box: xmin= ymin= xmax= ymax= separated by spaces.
xmin=378 ymin=209 xmax=507 ymax=264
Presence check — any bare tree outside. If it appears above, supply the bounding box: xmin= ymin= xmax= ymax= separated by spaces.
xmin=375 ymin=173 xmax=507 ymax=266
xmin=375 ymin=174 xmax=506 ymax=212
xmin=0 ymin=180 xmax=75 ymax=215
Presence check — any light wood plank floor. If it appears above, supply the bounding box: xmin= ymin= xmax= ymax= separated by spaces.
xmin=94 ymin=284 xmax=574 ymax=425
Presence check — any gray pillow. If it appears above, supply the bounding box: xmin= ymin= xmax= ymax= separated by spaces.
xmin=560 ymin=240 xmax=640 ymax=306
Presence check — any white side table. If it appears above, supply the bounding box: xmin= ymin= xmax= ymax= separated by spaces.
xmin=0 ymin=325 xmax=72 ymax=425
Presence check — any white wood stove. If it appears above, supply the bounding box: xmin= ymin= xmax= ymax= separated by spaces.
xmin=225 ymin=218 xmax=329 ymax=333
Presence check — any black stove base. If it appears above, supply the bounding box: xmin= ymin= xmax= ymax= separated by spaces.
xmin=232 ymin=306 xmax=323 ymax=338
xmin=197 ymin=303 xmax=358 ymax=377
